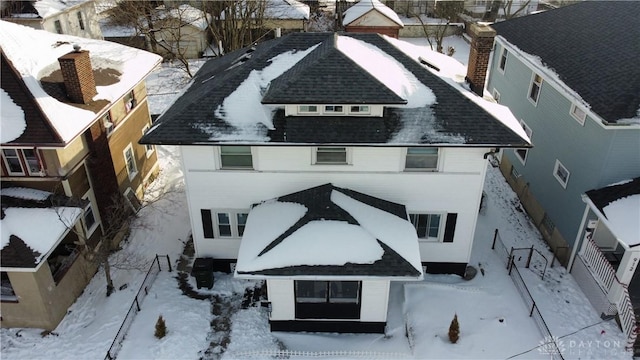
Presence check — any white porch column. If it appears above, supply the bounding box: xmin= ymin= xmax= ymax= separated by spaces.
xmin=616 ymin=250 xmax=640 ymax=286
xmin=568 ymin=203 xmax=591 ymax=270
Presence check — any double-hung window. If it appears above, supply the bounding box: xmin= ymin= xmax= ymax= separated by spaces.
xmin=409 ymin=214 xmax=441 ymax=239
xmin=514 ymin=120 xmax=532 ymax=164
xmin=103 ymin=112 xmax=114 ymax=136
xmin=142 ymin=125 xmax=155 ymax=157
xmin=409 ymin=213 xmax=457 ymax=243
xmin=123 ymin=144 xmax=138 ymax=180
xmin=201 ymin=210 xmax=249 ymax=238
xmin=553 ymin=159 xmax=570 ymax=188
xmin=2 ymin=148 xmax=42 ymax=176
xmin=570 ymin=105 xmax=586 ymax=125
xmin=77 ymin=11 xmax=85 ymax=30
xmin=405 ymin=147 xmax=438 ymax=171
xmin=124 ymin=90 xmax=136 ymax=113
xmin=499 ymin=48 xmax=508 ymax=72
xmin=528 ymin=74 xmax=543 ymax=104
xmin=314 ymin=147 xmax=348 ymax=165
xmin=220 ymin=146 xmax=253 ymax=169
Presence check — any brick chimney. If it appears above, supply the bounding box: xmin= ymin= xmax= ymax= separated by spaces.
xmin=466 ymin=23 xmax=496 ymax=97
xmin=58 ymin=45 xmax=97 ymax=104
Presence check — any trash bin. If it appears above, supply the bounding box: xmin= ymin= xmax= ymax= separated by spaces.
xmin=191 ymin=257 xmax=214 ymax=289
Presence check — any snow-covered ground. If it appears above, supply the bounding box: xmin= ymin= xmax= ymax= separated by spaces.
xmin=0 ymin=36 xmax=632 ymax=360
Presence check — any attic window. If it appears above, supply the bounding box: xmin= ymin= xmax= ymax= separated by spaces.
xmin=350 ymin=105 xmax=369 ymax=114
xmin=298 ymin=105 xmax=318 ymax=113
xmin=324 ymin=105 xmax=344 ymax=113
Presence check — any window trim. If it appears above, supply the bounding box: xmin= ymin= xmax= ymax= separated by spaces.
xmin=498 ymin=48 xmax=508 ymax=73
xmin=208 ymin=210 xmax=249 ymax=238
xmin=102 ymin=111 xmax=114 ymax=136
xmin=514 ymin=120 xmax=532 ymax=165
xmin=298 ymin=105 xmax=319 ymax=114
xmin=77 ymin=11 xmax=85 ymax=30
xmin=409 ymin=213 xmax=444 ymax=241
xmin=528 ymin=73 xmax=543 ymax=105
xmin=323 ymin=105 xmax=344 ymax=114
xmin=141 ymin=125 xmax=155 ymax=157
xmin=404 ymin=147 xmax=439 ymax=172
xmin=2 ymin=148 xmax=43 ymax=176
xmin=2 ymin=148 xmax=25 ymax=176
xmin=123 ymin=144 xmax=138 ymax=180
xmin=81 ymin=192 xmax=99 ymax=237
xmin=124 ymin=90 xmax=136 ymax=113
xmin=553 ymin=159 xmax=570 ymax=188
xmin=220 ymin=146 xmax=253 ymax=170
xmin=492 ymin=88 xmax=501 ymax=103
xmin=570 ymin=104 xmax=586 ymax=126
xmin=313 ymin=146 xmax=350 ymax=165
xmin=54 ymin=20 xmax=63 ymax=34
xmin=349 ymin=105 xmax=370 ymax=114
xmin=295 ymin=280 xmax=361 ymax=304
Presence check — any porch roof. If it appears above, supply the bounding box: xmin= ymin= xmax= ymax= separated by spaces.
xmin=585 ymin=178 xmax=640 ymax=248
xmin=235 ymin=184 xmax=423 ymax=279
xmin=1 ymin=187 xmax=84 ymax=271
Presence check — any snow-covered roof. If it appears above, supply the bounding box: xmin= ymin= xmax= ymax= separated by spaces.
xmin=160 ymin=4 xmax=211 ymax=31
xmin=343 ymin=0 xmax=404 ymax=27
xmin=1 ymin=187 xmax=85 ymax=271
xmin=4 ymin=0 xmax=92 ymax=19
xmin=585 ymin=178 xmax=640 ymax=248
xmin=265 ymin=0 xmax=310 ymax=20
xmin=143 ymin=32 xmax=530 ymax=147
xmin=235 ymin=184 xmax=423 ymax=279
xmin=0 ymin=20 xmax=162 ymax=145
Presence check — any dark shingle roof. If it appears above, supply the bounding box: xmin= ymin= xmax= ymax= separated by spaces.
xmin=585 ymin=178 xmax=640 ymax=218
xmin=142 ymin=32 xmax=529 ymax=147
xmin=237 ymin=183 xmax=421 ymax=277
xmin=1 ymin=55 xmax=64 ymax=146
xmin=262 ymin=33 xmax=406 ymax=105
xmin=491 ymin=1 xmax=640 ymax=124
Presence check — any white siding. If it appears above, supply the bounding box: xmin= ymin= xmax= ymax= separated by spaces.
xmin=184 ymin=145 xmax=489 ymax=264
xmin=267 ymin=279 xmax=295 ymax=320
xmin=360 ymin=280 xmax=390 ymax=322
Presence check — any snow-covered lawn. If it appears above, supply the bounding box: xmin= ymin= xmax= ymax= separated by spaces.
xmin=0 ymin=36 xmax=632 ymax=360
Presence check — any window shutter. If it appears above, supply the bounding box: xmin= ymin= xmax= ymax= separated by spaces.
xmin=201 ymin=209 xmax=214 ymax=238
xmin=443 ymin=213 xmax=457 ymax=243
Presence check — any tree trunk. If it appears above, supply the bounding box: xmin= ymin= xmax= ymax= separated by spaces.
xmin=104 ymin=259 xmax=115 ymax=296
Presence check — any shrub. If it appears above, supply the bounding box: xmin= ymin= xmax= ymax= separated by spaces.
xmin=448 ymin=314 xmax=460 ymax=344
xmin=155 ymin=315 xmax=167 ymax=339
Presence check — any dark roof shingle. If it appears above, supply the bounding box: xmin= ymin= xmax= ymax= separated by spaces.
xmin=491 ymin=1 xmax=640 ymax=124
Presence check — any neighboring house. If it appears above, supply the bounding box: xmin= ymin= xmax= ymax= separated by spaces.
xmin=342 ymin=0 xmax=404 ymax=38
xmin=141 ymin=29 xmax=529 ymax=333
xmin=263 ymin=0 xmax=309 ymax=34
xmin=462 ymin=0 xmax=539 ymax=20
xmin=485 ymin=3 xmax=640 ymax=348
xmin=0 ymin=188 xmax=91 ymax=330
xmin=153 ymin=4 xmax=212 ymax=59
xmin=485 ymin=1 xmax=640 ymax=265
xmin=0 ymin=20 xmax=161 ymax=329
xmin=569 ymin=178 xmax=640 ymax=351
xmin=0 ymin=0 xmax=103 ymax=39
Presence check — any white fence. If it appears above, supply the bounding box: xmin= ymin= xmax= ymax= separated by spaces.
xmin=226 ymin=350 xmax=412 ymax=359
xmin=577 ymin=237 xmax=637 ymax=351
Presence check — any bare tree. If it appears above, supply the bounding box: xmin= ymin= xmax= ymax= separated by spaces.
xmin=101 ymin=1 xmax=202 ymax=77
xmin=413 ymin=1 xmax=463 ymax=54
xmin=200 ymin=0 xmax=268 ymax=55
xmin=55 ymin=190 xmax=159 ymax=296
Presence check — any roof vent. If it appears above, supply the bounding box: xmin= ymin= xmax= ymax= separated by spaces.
xmin=73 ymin=44 xmax=81 ymax=52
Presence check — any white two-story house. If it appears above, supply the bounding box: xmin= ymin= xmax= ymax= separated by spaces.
xmin=141 ymin=29 xmax=529 ymax=333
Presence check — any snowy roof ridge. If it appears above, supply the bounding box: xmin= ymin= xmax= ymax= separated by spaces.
xmin=265 ymin=0 xmax=310 ymax=20
xmin=343 ymin=0 xmax=404 ymax=27
xmin=143 ymin=32 xmax=530 ymax=147
xmin=0 ymin=21 xmax=162 ymax=145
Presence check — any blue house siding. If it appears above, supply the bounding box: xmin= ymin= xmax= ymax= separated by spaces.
xmin=488 ymin=41 xmax=640 ymax=250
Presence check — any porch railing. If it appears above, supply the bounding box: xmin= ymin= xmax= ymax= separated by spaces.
xmin=580 ymin=235 xmax=616 ymax=292
xmin=579 ymin=236 xmax=637 ymax=351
